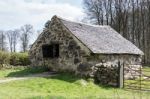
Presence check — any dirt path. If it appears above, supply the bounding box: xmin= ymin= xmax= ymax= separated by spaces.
xmin=0 ymin=72 xmax=57 ymax=83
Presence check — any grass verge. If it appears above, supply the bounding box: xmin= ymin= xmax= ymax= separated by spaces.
xmin=0 ymin=66 xmax=49 ymax=78
xmin=0 ymin=66 xmax=149 ymax=99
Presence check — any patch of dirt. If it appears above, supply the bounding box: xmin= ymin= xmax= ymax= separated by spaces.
xmin=0 ymin=72 xmax=57 ymax=83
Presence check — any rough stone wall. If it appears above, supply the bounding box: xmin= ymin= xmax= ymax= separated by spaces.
xmin=76 ymin=54 xmax=142 ymax=86
xmin=29 ymin=16 xmax=142 ymax=87
xmin=29 ymin=16 xmax=91 ymax=72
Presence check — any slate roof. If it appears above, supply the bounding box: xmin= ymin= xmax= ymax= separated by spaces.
xmin=56 ymin=16 xmax=144 ymax=55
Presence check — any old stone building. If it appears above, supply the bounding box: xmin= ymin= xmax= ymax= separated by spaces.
xmin=29 ymin=15 xmax=144 ymax=87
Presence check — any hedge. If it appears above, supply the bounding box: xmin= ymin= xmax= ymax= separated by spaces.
xmin=0 ymin=51 xmax=30 ymax=66
xmin=0 ymin=51 xmax=10 ymax=65
xmin=10 ymin=52 xmax=31 ymax=66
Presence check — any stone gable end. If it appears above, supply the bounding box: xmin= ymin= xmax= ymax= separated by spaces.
xmin=29 ymin=16 xmax=91 ymax=71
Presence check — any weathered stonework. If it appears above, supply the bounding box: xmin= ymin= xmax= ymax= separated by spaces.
xmin=29 ymin=16 xmax=90 ymax=72
xmin=29 ymin=16 xmax=143 ymax=87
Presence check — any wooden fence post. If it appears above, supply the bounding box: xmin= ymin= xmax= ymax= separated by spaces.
xmin=118 ymin=61 xmax=124 ymax=88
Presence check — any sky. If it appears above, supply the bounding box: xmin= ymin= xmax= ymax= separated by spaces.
xmin=0 ymin=0 xmax=85 ymax=51
xmin=0 ymin=0 xmax=84 ymax=31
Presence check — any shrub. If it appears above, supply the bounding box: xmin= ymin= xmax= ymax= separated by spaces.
xmin=10 ymin=52 xmax=31 ymax=66
xmin=0 ymin=51 xmax=10 ymax=65
xmin=10 ymin=53 xmax=20 ymax=66
xmin=18 ymin=52 xmax=31 ymax=66
xmin=0 ymin=51 xmax=31 ymax=68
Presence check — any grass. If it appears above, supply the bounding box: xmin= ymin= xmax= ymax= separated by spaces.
xmin=142 ymin=67 xmax=150 ymax=76
xmin=0 ymin=66 xmax=49 ymax=78
xmin=124 ymin=66 xmax=150 ymax=91
xmin=0 ymin=66 xmax=149 ymax=99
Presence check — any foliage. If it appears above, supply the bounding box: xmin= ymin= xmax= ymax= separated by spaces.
xmin=10 ymin=52 xmax=30 ymax=66
xmin=0 ymin=51 xmax=10 ymax=66
xmin=0 ymin=51 xmax=31 ymax=67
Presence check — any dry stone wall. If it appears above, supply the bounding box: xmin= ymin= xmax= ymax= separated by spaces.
xmin=76 ymin=54 xmax=142 ymax=86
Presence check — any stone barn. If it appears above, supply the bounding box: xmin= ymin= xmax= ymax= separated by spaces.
xmin=29 ymin=15 xmax=144 ymax=87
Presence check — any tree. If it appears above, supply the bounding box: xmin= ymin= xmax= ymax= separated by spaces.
xmin=83 ymin=0 xmax=150 ymax=64
xmin=6 ymin=30 xmax=13 ymax=52
xmin=20 ymin=24 xmax=33 ymax=52
xmin=12 ymin=29 xmax=20 ymax=52
xmin=0 ymin=30 xmax=7 ymax=51
xmin=6 ymin=29 xmax=20 ymax=52
xmin=83 ymin=0 xmax=104 ymax=25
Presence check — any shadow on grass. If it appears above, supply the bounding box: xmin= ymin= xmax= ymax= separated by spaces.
xmin=6 ymin=66 xmax=114 ymax=89
xmin=6 ymin=66 xmax=49 ymax=77
xmin=46 ymin=72 xmax=114 ymax=89
xmin=46 ymin=72 xmax=82 ymax=83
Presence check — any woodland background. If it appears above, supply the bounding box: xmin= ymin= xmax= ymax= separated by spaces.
xmin=0 ymin=0 xmax=150 ymax=64
xmin=83 ymin=0 xmax=150 ymax=64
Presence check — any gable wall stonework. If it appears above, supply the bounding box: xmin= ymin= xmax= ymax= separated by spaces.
xmin=29 ymin=16 xmax=91 ymax=72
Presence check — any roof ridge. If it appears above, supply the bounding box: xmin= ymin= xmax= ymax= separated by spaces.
xmin=53 ymin=15 xmax=110 ymax=28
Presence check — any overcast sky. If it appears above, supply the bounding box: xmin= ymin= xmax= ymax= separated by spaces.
xmin=0 ymin=0 xmax=85 ymax=51
xmin=0 ymin=0 xmax=84 ymax=31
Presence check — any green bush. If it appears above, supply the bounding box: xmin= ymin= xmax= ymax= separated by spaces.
xmin=0 ymin=51 xmax=10 ymax=65
xmin=0 ymin=51 xmax=30 ymax=67
xmin=10 ymin=53 xmax=19 ymax=66
xmin=10 ymin=52 xmax=31 ymax=66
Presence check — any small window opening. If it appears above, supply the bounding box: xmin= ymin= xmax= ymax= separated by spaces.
xmin=42 ymin=44 xmax=59 ymax=58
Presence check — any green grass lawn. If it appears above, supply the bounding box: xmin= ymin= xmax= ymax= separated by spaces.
xmin=124 ymin=66 xmax=150 ymax=91
xmin=0 ymin=66 xmax=49 ymax=78
xmin=142 ymin=67 xmax=150 ymax=76
xmin=0 ymin=66 xmax=149 ymax=99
